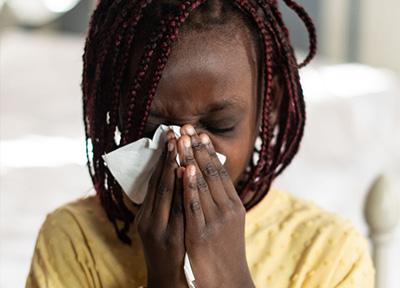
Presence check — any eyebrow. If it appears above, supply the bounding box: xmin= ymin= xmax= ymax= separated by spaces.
xmin=149 ymin=98 xmax=245 ymax=118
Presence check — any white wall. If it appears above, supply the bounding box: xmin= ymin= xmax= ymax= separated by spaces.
xmin=359 ymin=0 xmax=400 ymax=72
xmin=320 ymin=0 xmax=350 ymax=62
xmin=321 ymin=0 xmax=400 ymax=73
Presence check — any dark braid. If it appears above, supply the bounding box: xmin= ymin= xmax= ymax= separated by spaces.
xmin=282 ymin=0 xmax=317 ymax=67
xmin=82 ymin=0 xmax=317 ymax=244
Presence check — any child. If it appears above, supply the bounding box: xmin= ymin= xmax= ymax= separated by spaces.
xmin=26 ymin=0 xmax=375 ymax=287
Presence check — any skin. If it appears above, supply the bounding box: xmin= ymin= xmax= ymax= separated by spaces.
xmin=120 ymin=25 xmax=261 ymax=187
xmin=121 ymin=24 xmax=282 ymax=288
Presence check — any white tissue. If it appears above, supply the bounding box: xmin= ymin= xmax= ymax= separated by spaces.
xmin=102 ymin=124 xmax=226 ymax=288
xmin=184 ymin=253 xmax=196 ymax=288
xmin=102 ymin=124 xmax=226 ymax=204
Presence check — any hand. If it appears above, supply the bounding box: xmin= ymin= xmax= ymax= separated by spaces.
xmin=177 ymin=125 xmax=255 ymax=288
xmin=134 ymin=130 xmax=187 ymax=288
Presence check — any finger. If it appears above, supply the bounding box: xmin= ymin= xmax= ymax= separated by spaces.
xmin=153 ymin=138 xmax=178 ymax=228
xmin=203 ymin=134 xmax=240 ymax=203
xmin=191 ymin=132 xmax=229 ymax=208
xmin=177 ymin=135 xmax=216 ymax=219
xmin=169 ymin=167 xmax=185 ymax=232
xmin=141 ymin=144 xmax=166 ymax=219
xmin=135 ymin=129 xmax=175 ymax=232
xmin=166 ymin=129 xmax=176 ymax=141
xmin=183 ymin=164 xmax=205 ymax=232
xmin=133 ymin=204 xmax=144 ymax=233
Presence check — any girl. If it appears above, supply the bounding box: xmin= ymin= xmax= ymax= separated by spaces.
xmin=26 ymin=0 xmax=375 ymax=287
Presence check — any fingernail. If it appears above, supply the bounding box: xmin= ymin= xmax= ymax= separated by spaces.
xmin=168 ymin=142 xmax=174 ymax=152
xmin=200 ymin=134 xmax=210 ymax=145
xmin=183 ymin=137 xmax=191 ymax=148
xmin=167 ymin=132 xmax=175 ymax=141
xmin=185 ymin=126 xmax=195 ymax=136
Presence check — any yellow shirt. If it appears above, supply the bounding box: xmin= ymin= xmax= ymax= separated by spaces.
xmin=26 ymin=189 xmax=375 ymax=287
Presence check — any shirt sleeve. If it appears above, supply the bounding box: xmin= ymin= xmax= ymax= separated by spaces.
xmin=26 ymin=208 xmax=101 ymax=288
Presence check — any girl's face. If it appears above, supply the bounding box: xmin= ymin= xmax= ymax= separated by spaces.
xmin=121 ymin=27 xmax=260 ymax=186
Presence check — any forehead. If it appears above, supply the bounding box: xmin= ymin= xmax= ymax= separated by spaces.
xmin=150 ymin=28 xmax=258 ymax=119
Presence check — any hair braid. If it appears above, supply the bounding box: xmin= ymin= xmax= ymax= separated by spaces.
xmin=137 ymin=0 xmax=209 ymax=139
xmin=231 ymin=0 xmax=275 ymax=204
xmin=282 ymin=0 xmax=317 ymax=67
xmin=82 ymin=0 xmax=156 ymax=243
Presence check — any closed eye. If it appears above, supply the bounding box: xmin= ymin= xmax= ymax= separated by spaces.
xmin=205 ymin=125 xmax=236 ymax=134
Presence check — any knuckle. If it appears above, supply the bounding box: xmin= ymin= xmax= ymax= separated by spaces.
xmin=190 ymin=200 xmax=201 ymax=213
xmin=157 ymin=185 xmax=170 ymax=196
xmin=191 ymin=139 xmax=203 ymax=151
xmin=185 ymin=154 xmax=195 ymax=163
xmin=217 ymin=166 xmax=229 ymax=179
xmin=197 ymin=176 xmax=209 ymax=192
xmin=203 ymin=162 xmax=219 ymax=178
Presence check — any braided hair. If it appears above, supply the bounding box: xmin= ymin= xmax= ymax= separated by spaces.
xmin=82 ymin=0 xmax=317 ymax=244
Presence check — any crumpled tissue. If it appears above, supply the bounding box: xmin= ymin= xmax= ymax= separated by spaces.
xmin=102 ymin=124 xmax=226 ymax=288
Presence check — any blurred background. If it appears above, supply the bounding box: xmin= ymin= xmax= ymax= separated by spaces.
xmin=0 ymin=0 xmax=399 ymax=287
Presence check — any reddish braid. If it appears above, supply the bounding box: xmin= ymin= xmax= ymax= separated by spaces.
xmin=82 ymin=0 xmax=317 ymax=244
xmin=232 ymin=0 xmax=275 ymax=205
xmin=282 ymin=0 xmax=317 ymax=68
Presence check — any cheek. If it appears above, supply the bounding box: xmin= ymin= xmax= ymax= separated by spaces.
xmin=209 ymin=109 xmax=258 ymax=185
xmin=224 ymin=146 xmax=251 ymax=184
xmin=211 ymin=131 xmax=255 ymax=185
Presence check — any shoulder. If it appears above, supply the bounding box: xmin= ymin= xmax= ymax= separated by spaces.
xmin=27 ymin=196 xmax=147 ymax=288
xmin=34 ymin=195 xmax=110 ymax=249
xmin=26 ymin=196 xmax=108 ymax=288
xmin=48 ymin=194 xmax=104 ymax=220
xmin=246 ymin=188 xmax=375 ymax=287
xmin=40 ymin=195 xmax=107 ymax=236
